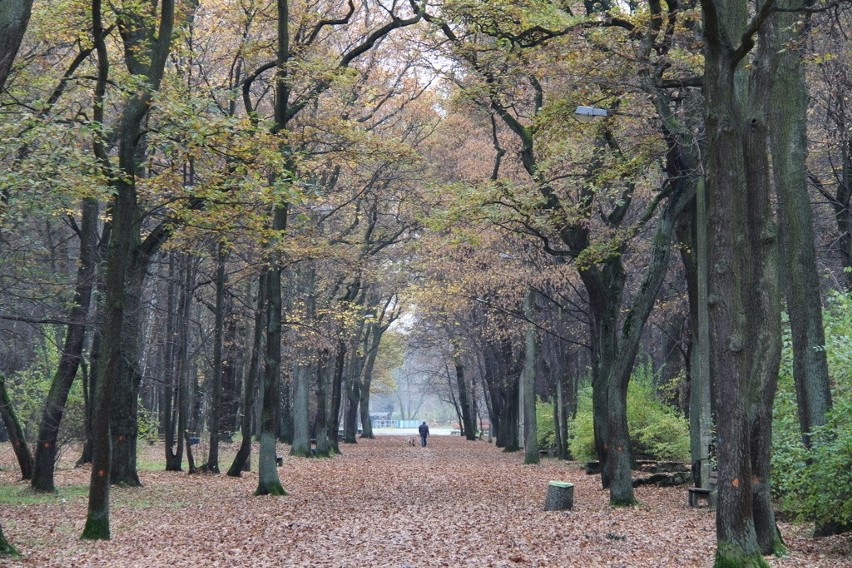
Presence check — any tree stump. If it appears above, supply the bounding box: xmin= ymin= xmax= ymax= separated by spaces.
xmin=544 ymin=481 xmax=574 ymax=511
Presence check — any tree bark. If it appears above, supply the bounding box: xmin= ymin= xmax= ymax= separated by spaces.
xmin=0 ymin=521 xmax=18 ymax=557
xmin=290 ymin=353 xmax=312 ymax=457
xmin=315 ymin=352 xmax=331 ymax=456
xmin=343 ymin=339 xmax=365 ymax=444
xmin=0 ymin=0 xmax=34 ymax=91
xmin=0 ymin=373 xmax=32 ymax=480
xmin=327 ymin=340 xmax=346 ymax=453
xmin=522 ymin=289 xmax=538 ymax=463
xmin=163 ymin=254 xmax=183 ymax=471
xmin=228 ymin=275 xmax=265 ymax=476
xmin=358 ymin=320 xmax=383 ymax=439
xmin=221 ymin=311 xmax=239 ymax=441
xmin=31 ymin=198 xmax=98 ymax=492
xmin=81 ymin=162 xmax=135 ymax=542
xmin=83 ymin=0 xmax=175 ymax=534
xmin=702 ymin=0 xmax=783 ymax=560
xmin=290 ymin=263 xmax=314 ymax=457
xmin=206 ymin=245 xmax=227 ymax=473
xmin=256 ymin=205 xmax=287 ymax=495
xmin=768 ymin=0 xmax=832 ymax=449
xmin=110 ymin=269 xmax=144 ymax=487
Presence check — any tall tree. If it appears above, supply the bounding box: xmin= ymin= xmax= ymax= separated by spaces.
xmin=521 ymin=289 xmax=538 ymax=464
xmin=769 ymin=0 xmax=832 ymax=451
xmin=206 ymin=244 xmax=228 ymax=473
xmin=422 ymin=0 xmax=700 ymax=504
xmin=31 ymin=197 xmax=99 ymax=491
xmin=228 ymin=276 xmax=265 ymax=476
xmin=701 ymin=0 xmax=785 ymax=561
xmin=82 ymin=0 xmax=176 ymax=539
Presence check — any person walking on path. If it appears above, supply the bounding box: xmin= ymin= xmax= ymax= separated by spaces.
xmin=418 ymin=421 xmax=430 ymax=447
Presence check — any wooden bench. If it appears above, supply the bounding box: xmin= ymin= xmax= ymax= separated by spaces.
xmin=688 ymin=470 xmax=718 ymax=508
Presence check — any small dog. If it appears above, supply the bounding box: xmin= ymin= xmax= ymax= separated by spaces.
xmin=407 ymin=437 xmax=417 ymax=446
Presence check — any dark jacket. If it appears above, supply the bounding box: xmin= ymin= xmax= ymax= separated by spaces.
xmin=418 ymin=423 xmax=429 ymax=436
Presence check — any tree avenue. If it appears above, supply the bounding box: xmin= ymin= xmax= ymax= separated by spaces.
xmin=0 ymin=0 xmax=850 ymax=563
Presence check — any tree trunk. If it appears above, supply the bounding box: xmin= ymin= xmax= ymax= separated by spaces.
xmin=680 ymin=182 xmax=715 ymax=489
xmin=586 ymin=270 xmax=621 ymax=490
xmin=0 ymin=521 xmax=18 ymax=557
xmin=327 ymin=340 xmax=346 ymax=454
xmin=290 ymin=354 xmax=312 ymax=457
xmin=358 ymin=321 xmax=382 ymax=439
xmin=290 ymin=263 xmax=314 ymax=456
xmin=255 ymin=208 xmax=286 ymax=496
xmin=206 ymin=245 xmax=226 ymax=473
xmin=342 ymin=298 xmax=368 ymax=445
xmin=0 ymin=373 xmax=32 ymax=480
xmin=172 ymin=256 xmax=194 ymax=471
xmin=457 ymin=357 xmax=477 ymax=441
xmin=163 ymin=254 xmax=181 ymax=471
xmin=358 ymin=372 xmax=376 ymax=439
xmin=768 ymin=0 xmax=832 ymax=450
xmin=278 ymin=369 xmax=292 ymax=444
xmin=82 ymin=172 xmax=137 ymax=541
xmin=703 ymin=0 xmax=782 ymax=560
xmin=31 ymin=198 xmax=99 ymax=491
xmin=502 ymin=372 xmax=520 ymax=452
xmin=221 ymin=305 xmax=239 ymax=441
xmin=254 ymin=0 xmax=290 ymax=496
xmin=0 ymin=0 xmax=34 ymax=91
xmin=522 ymin=289 xmax=538 ymax=463
xmin=315 ymin=352 xmax=332 ymax=456
xmin=106 ymin=0 xmax=178 ymax=487
xmin=110 ymin=268 xmax=144 ymax=487
xmin=77 ymin=358 xmax=94 ymax=467
xmin=228 ymin=275 xmax=265 ymax=476
xmin=343 ymin=341 xmax=365 ymax=444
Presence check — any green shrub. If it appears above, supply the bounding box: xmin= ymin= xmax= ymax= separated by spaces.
xmin=536 ymin=399 xmax=556 ymax=451
xmin=771 ymin=291 xmax=852 ymax=527
xmin=138 ymin=401 xmax=160 ymax=443
xmin=569 ymin=383 xmax=595 ymax=461
xmin=6 ymin=336 xmax=86 ymax=452
xmin=568 ymin=365 xmax=690 ymax=462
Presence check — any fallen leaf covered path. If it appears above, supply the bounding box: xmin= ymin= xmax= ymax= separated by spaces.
xmin=1 ymin=436 xmax=849 ymax=567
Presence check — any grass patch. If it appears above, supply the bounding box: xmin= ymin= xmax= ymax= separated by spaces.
xmin=0 ymin=484 xmax=89 ymax=505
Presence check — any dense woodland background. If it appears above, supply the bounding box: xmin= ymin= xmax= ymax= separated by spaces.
xmin=0 ymin=0 xmax=850 ymax=565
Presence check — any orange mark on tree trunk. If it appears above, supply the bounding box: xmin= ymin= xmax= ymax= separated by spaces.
xmin=97 ymin=469 xmax=105 ymax=477
xmin=732 ymin=478 xmax=740 ymax=488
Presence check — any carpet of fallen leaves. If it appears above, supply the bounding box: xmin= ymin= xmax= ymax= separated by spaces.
xmin=1 ymin=436 xmax=849 ymax=567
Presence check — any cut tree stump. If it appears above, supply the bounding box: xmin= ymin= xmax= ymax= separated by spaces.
xmin=544 ymin=481 xmax=574 ymax=511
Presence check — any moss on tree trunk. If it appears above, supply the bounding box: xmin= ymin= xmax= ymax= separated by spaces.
xmin=713 ymin=542 xmax=770 ymax=568
xmin=0 ymin=523 xmax=18 ymax=556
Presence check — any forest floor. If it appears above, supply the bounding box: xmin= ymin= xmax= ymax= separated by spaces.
xmin=1 ymin=435 xmax=849 ymax=567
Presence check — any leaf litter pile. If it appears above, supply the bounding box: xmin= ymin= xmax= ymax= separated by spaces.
xmin=1 ymin=436 xmax=849 ymax=567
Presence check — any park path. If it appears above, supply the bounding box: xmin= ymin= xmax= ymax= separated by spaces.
xmin=1 ymin=436 xmax=849 ymax=567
